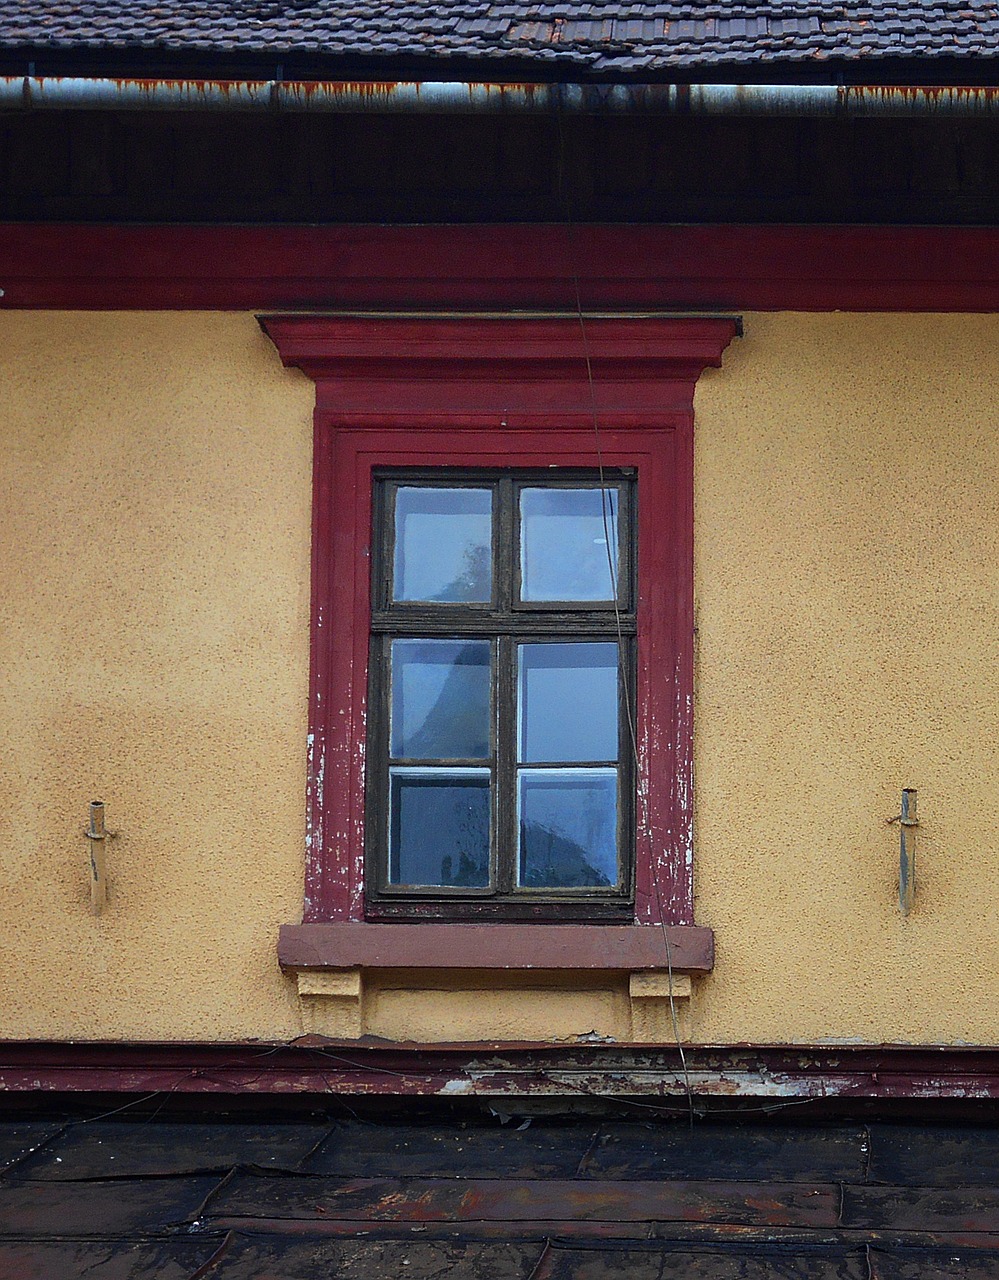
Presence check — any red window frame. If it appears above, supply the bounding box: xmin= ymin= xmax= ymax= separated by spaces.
xmin=262 ymin=316 xmax=734 ymax=973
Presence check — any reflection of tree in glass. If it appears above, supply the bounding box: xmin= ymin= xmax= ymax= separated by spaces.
xmin=434 ymin=543 xmax=491 ymax=603
xmin=406 ymin=643 xmax=489 ymax=760
xmin=520 ymin=819 xmax=611 ymax=888
xmin=440 ymin=793 xmax=489 ymax=886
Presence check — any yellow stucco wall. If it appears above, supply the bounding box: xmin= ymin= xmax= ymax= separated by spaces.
xmin=693 ymin=313 xmax=999 ymax=1044
xmin=0 ymin=314 xmax=311 ymax=1040
xmin=1 ymin=311 xmax=997 ymax=1045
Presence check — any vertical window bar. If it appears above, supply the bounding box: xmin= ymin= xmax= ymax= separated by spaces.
xmin=618 ymin=635 xmax=633 ymax=895
xmin=495 ymin=475 xmax=514 ymax=614
xmin=495 ymin=632 xmax=515 ymax=893
xmin=373 ymin=480 xmax=393 ymax=610
xmin=367 ymin=633 xmax=391 ymax=891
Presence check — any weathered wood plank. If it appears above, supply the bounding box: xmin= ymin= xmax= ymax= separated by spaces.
xmin=579 ymin=1122 xmax=867 ymax=1182
xmin=199 ymin=1217 xmax=999 ymax=1246
xmin=868 ymin=1125 xmax=999 ymax=1188
xmin=842 ymin=1186 xmax=999 ymax=1232
xmin=207 ymin=1175 xmax=840 ymax=1227
xmin=0 ymin=1123 xmax=64 ymax=1175
xmin=541 ymin=1243 xmax=869 ymax=1279
xmin=303 ymin=1121 xmax=600 ymax=1179
xmin=14 ymin=1121 xmax=331 ymax=1181
xmin=869 ymin=1247 xmax=999 ymax=1279
xmin=0 ymin=1238 xmax=223 ymax=1280
xmin=0 ymin=1176 xmax=222 ymax=1237
xmin=206 ymin=1216 xmax=649 ymax=1240
xmin=197 ymin=1235 xmax=542 ymax=1279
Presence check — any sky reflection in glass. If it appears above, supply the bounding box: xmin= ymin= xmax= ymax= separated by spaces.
xmin=520 ymin=487 xmax=618 ymax=601
xmin=518 ymin=642 xmax=618 ymax=763
xmin=391 ymin=639 xmax=490 ymax=760
xmin=518 ymin=770 xmax=618 ymax=888
xmin=390 ymin=768 xmax=490 ymax=887
xmin=394 ymin=487 xmax=492 ymax=602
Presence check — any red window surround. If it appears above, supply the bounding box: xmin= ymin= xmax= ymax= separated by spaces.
xmin=262 ymin=315 xmax=736 ymax=975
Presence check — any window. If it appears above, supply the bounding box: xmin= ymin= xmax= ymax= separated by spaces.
xmin=367 ymin=472 xmax=635 ymax=916
xmin=262 ymin=314 xmax=731 ymax=978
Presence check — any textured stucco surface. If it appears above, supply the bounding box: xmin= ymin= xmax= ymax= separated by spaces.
xmin=363 ymin=972 xmax=632 ymax=1044
xmin=2 ymin=311 xmax=998 ymax=1044
xmin=0 ymin=313 xmax=312 ymax=1039
xmin=693 ymin=313 xmax=999 ymax=1044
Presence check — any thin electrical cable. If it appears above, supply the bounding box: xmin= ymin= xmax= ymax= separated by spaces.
xmin=570 ymin=276 xmax=695 ymax=1127
xmin=552 ymin=102 xmax=695 ymax=1125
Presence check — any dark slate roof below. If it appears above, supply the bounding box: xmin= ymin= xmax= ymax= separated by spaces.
xmin=2 ymin=1 xmax=999 ymax=72
xmin=5 ymin=1115 xmax=999 ymax=1277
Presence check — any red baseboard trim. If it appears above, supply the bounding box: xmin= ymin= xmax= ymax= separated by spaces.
xmin=3 ymin=1042 xmax=999 ymax=1098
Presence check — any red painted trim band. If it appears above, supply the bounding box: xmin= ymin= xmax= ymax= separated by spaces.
xmin=4 ymin=1042 xmax=999 ymax=1097
xmin=4 ymin=224 xmax=999 ymax=310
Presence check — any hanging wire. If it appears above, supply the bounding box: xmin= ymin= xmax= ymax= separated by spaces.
xmin=554 ymin=103 xmax=696 ymax=1126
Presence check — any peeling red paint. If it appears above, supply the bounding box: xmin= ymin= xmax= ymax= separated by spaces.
xmin=261 ymin=314 xmax=734 ymax=928
xmin=9 ymin=1040 xmax=999 ymax=1097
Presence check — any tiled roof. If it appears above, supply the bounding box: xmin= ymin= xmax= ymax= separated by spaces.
xmin=1 ymin=1 xmax=998 ymax=72
xmin=4 ymin=1114 xmax=999 ymax=1276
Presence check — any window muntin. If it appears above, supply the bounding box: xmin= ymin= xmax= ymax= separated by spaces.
xmin=369 ymin=471 xmax=634 ymax=911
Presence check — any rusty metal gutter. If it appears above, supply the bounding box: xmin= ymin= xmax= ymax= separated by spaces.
xmin=5 ymin=76 xmax=999 ymax=115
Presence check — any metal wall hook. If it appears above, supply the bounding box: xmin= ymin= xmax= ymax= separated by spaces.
xmin=890 ymin=789 xmax=919 ymax=915
xmin=84 ymin=800 xmax=116 ymax=914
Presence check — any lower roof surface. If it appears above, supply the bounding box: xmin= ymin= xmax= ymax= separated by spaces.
xmin=1 ymin=1 xmax=999 ymax=75
xmin=3 ymin=1112 xmax=999 ymax=1278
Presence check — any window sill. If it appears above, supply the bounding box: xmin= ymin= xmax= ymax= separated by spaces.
xmin=278 ymin=921 xmax=713 ymax=973
xmin=279 ymin=922 xmax=713 ymax=1043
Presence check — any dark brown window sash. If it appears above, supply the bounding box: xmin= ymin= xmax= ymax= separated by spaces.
xmin=366 ymin=469 xmax=636 ymax=918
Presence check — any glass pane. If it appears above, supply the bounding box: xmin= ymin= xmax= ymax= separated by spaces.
xmin=520 ymin=487 xmax=619 ymax=602
xmin=518 ymin=769 xmax=619 ymax=889
xmin=394 ymin=487 xmax=492 ymax=602
xmin=390 ymin=769 xmax=490 ymax=887
xmin=391 ymin=639 xmax=490 ymax=760
xmin=519 ymin=642 xmax=619 ymax=763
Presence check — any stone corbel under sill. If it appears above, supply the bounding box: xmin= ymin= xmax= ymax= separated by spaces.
xmin=282 ymin=922 xmax=711 ymax=1045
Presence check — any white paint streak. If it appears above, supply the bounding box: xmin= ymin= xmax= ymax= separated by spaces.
xmin=439 ymin=1078 xmax=474 ymax=1095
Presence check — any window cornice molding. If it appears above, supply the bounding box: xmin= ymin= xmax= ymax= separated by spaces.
xmin=259 ymin=314 xmax=739 ymax=424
